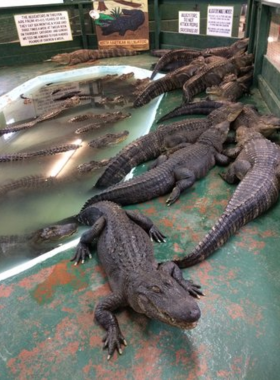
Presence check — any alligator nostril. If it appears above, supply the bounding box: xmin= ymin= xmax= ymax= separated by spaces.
xmin=190 ymin=307 xmax=201 ymax=321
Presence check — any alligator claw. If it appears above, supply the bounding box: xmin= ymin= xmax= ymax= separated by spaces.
xmin=70 ymin=243 xmax=92 ymax=265
xmin=149 ymin=226 xmax=166 ymax=243
xmin=102 ymin=327 xmax=127 ymax=359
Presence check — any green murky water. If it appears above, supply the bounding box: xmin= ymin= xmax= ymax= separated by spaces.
xmin=0 ymin=66 xmax=163 ymax=274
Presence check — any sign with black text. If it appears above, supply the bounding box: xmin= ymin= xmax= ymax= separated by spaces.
xmin=207 ymin=6 xmax=233 ymax=37
xmin=179 ymin=11 xmax=200 ymax=35
xmin=14 ymin=11 xmax=72 ymax=46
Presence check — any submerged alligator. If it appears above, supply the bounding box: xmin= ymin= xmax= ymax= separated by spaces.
xmin=74 ymin=112 xmax=130 ymax=134
xmin=95 ymin=102 xmax=243 ymax=188
xmin=173 ymin=127 xmax=280 ymax=268
xmin=70 ymin=201 xmax=202 ymax=358
xmin=0 ymin=96 xmax=81 ymax=136
xmin=150 ymin=38 xmax=249 ymax=79
xmin=0 ymin=223 xmax=77 ymax=255
xmin=0 ymin=143 xmax=81 ymax=163
xmin=88 ymin=131 xmax=129 ymax=149
xmin=49 ymin=48 xmax=138 ymax=65
xmin=0 ymin=159 xmax=111 ymax=199
xmin=81 ymin=121 xmax=230 ymax=209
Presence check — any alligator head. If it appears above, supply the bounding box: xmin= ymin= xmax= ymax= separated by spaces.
xmin=211 ymin=102 xmax=244 ymax=123
xmin=199 ymin=120 xmax=230 ymax=151
xmin=235 ymin=126 xmax=264 ymax=146
xmin=127 ymin=269 xmax=201 ymax=330
xmin=230 ymin=38 xmax=249 ymax=55
xmin=50 ymin=53 xmax=71 ymax=65
xmin=35 ymin=223 xmax=78 ymax=244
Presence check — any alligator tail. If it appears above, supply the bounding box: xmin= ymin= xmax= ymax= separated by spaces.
xmin=133 ymin=77 xmax=180 ymax=108
xmin=174 ymin=184 xmax=279 ymax=268
xmin=95 ymin=132 xmax=162 ymax=188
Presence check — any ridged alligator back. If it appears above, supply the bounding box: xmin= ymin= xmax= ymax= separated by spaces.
xmin=183 ymin=59 xmax=236 ymax=102
xmin=95 ymin=119 xmax=208 ymax=188
xmin=175 ymin=138 xmax=280 ymax=268
xmin=83 ymin=140 xmax=219 ymax=211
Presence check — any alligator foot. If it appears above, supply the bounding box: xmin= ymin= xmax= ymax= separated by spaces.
xmin=159 ymin=261 xmax=204 ymax=298
xmin=103 ymin=327 xmax=127 ymax=360
xmin=149 ymin=226 xmax=166 ymax=243
xmin=71 ymin=242 xmax=92 ymax=265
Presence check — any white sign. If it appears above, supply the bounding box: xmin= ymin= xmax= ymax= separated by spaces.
xmin=179 ymin=11 xmax=200 ymax=35
xmin=14 ymin=11 xmax=73 ymax=46
xmin=207 ymin=6 xmax=234 ymax=37
xmin=0 ymin=0 xmax=63 ymax=6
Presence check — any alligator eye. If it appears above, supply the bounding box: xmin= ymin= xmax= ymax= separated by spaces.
xmin=151 ymin=286 xmax=161 ymax=293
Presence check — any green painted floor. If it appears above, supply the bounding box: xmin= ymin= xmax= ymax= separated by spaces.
xmin=0 ymin=55 xmax=280 ymax=380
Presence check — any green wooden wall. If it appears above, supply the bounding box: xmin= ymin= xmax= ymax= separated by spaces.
xmin=0 ymin=0 xmax=243 ymax=66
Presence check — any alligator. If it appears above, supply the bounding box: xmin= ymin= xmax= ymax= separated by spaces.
xmin=49 ymin=48 xmax=138 ymax=65
xmin=95 ymin=102 xmax=244 ymax=188
xmin=232 ymin=104 xmax=280 ymax=137
xmin=157 ymin=99 xmax=228 ymax=123
xmin=0 ymin=159 xmax=110 ymax=198
xmin=88 ymin=131 xmax=129 ymax=149
xmin=150 ymin=38 xmax=249 ymax=79
xmin=206 ymin=70 xmax=253 ymax=102
xmin=74 ymin=112 xmax=130 ymax=134
xmin=100 ymin=9 xmax=145 ymax=36
xmin=0 ymin=143 xmax=81 ymax=163
xmin=134 ymin=57 xmax=228 ymax=108
xmin=0 ymin=96 xmax=81 ymax=136
xmin=70 ymin=201 xmax=202 ymax=358
xmin=68 ymin=111 xmax=128 ymax=123
xmin=183 ymin=53 xmax=254 ymax=103
xmin=81 ymin=121 xmax=230 ymax=209
xmin=77 ymin=159 xmax=110 ymax=173
xmin=133 ymin=57 xmax=206 ymax=108
xmin=0 ymin=222 xmax=77 ymax=254
xmin=173 ymin=127 xmax=280 ymax=268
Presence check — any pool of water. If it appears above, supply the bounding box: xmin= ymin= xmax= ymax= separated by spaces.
xmin=0 ymin=65 xmax=164 ymax=276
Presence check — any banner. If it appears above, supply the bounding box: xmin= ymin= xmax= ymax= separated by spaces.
xmin=90 ymin=0 xmax=149 ymax=50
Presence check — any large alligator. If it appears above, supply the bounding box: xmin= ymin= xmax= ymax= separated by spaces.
xmin=49 ymin=48 xmax=138 ymax=65
xmin=157 ymin=99 xmax=228 ymax=123
xmin=206 ymin=70 xmax=253 ymax=102
xmin=0 ymin=143 xmax=81 ymax=163
xmin=173 ymin=127 xmax=280 ymax=268
xmin=150 ymin=38 xmax=249 ymax=79
xmin=0 ymin=223 xmax=77 ymax=254
xmin=70 ymin=201 xmax=202 ymax=358
xmin=95 ymin=102 xmax=243 ymax=188
xmin=133 ymin=57 xmax=207 ymax=108
xmin=134 ymin=56 xmax=226 ymax=108
xmin=81 ymin=121 xmax=230 ymax=209
xmin=0 ymin=96 xmax=81 ymax=136
xmin=183 ymin=53 xmax=254 ymax=102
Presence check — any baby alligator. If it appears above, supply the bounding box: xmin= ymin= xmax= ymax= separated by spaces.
xmin=88 ymin=131 xmax=129 ymax=149
xmin=71 ymin=201 xmax=202 ymax=359
xmin=0 ymin=143 xmax=81 ymax=162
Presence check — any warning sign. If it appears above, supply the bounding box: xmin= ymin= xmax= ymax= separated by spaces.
xmin=179 ymin=11 xmax=200 ymax=35
xmin=14 ymin=11 xmax=73 ymax=46
xmin=207 ymin=6 xmax=234 ymax=37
